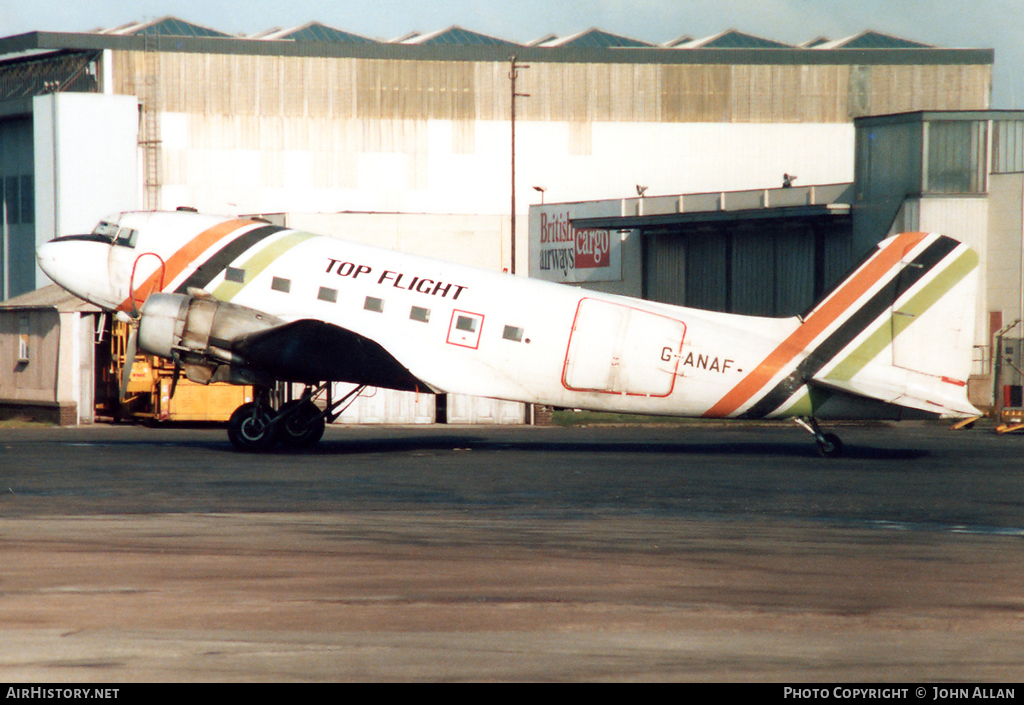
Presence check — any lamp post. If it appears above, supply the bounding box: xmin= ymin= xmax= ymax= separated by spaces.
xmin=509 ymin=56 xmax=529 ymax=274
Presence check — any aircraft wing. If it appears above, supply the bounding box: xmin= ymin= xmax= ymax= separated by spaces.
xmin=231 ymin=318 xmax=427 ymax=392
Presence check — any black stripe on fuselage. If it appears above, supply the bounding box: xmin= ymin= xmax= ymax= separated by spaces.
xmin=174 ymin=225 xmax=286 ymax=294
xmin=739 ymin=235 xmax=960 ymax=419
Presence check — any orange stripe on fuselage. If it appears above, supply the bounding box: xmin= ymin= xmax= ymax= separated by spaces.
xmin=117 ymin=219 xmax=254 ymax=312
xmin=702 ymin=232 xmax=929 ymax=418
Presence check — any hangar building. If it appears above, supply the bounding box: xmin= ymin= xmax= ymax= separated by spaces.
xmin=0 ymin=17 xmax=993 ymax=297
xmin=0 ymin=17 xmax=999 ymax=422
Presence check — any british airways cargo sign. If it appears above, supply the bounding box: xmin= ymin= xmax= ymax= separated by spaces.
xmin=531 ymin=209 xmax=622 ymax=283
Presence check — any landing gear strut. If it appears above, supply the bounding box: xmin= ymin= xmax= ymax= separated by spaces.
xmin=794 ymin=416 xmax=844 ymax=458
xmin=226 ymin=382 xmax=365 ymax=453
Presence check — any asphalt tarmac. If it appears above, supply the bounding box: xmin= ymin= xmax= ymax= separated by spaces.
xmin=1 ymin=419 xmax=1023 ymax=681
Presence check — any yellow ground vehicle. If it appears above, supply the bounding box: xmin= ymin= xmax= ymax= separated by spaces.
xmin=100 ymin=320 xmax=252 ymax=422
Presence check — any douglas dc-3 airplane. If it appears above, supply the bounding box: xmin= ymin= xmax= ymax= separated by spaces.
xmin=36 ymin=209 xmax=981 ymax=456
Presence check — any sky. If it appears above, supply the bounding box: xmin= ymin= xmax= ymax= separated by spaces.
xmin=2 ymin=0 xmax=1022 ymax=107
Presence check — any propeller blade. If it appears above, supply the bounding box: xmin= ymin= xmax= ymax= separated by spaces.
xmin=120 ymin=325 xmax=138 ymax=402
xmin=169 ymin=361 xmax=182 ymax=399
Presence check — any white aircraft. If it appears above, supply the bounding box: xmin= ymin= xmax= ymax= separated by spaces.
xmin=36 ymin=209 xmax=981 ymax=456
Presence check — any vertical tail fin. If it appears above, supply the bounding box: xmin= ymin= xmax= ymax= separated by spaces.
xmin=806 ymin=232 xmax=980 ymax=417
xmin=707 ymin=232 xmax=981 ymax=420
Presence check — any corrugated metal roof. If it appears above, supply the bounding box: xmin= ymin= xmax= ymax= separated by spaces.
xmin=260 ymin=22 xmax=376 ymax=43
xmin=400 ymin=25 xmax=519 ymax=47
xmin=539 ymin=28 xmax=654 ymax=48
xmin=102 ymin=16 xmax=231 ymax=39
xmin=663 ymin=36 xmax=695 ymax=48
xmin=527 ymin=34 xmax=558 ymax=47
xmin=800 ymin=37 xmax=832 ymax=49
xmin=0 ymin=18 xmax=990 ymax=68
xmin=79 ymin=17 xmax=949 ymax=54
xmin=814 ymin=31 xmax=933 ymax=50
xmin=686 ymin=30 xmax=793 ymax=49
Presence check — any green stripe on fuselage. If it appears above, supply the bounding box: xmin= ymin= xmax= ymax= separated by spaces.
xmin=212 ymin=231 xmax=316 ymax=301
xmin=824 ymin=248 xmax=977 ymax=382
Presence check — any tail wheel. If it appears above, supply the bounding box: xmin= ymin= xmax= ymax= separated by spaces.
xmin=816 ymin=432 xmax=844 ymax=458
xmin=227 ymin=402 xmax=279 ymax=453
xmin=279 ymin=399 xmax=326 ymax=449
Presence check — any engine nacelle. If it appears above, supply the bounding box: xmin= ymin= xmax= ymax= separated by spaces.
xmin=138 ymin=292 xmax=284 ymax=385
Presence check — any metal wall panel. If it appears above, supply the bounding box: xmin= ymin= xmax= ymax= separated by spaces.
xmin=820 ymin=230 xmax=853 ymax=295
xmin=925 ymin=120 xmax=987 ymax=194
xmin=644 ymin=223 xmax=845 ymax=317
xmin=644 ymin=233 xmax=686 ymax=305
xmin=684 ymin=233 xmax=728 ymax=312
xmin=774 ymin=227 xmax=816 ymax=316
xmin=112 ymin=51 xmax=991 ymax=126
xmin=730 ymin=229 xmax=775 ymax=315
xmin=993 ymin=120 xmax=1024 ymax=174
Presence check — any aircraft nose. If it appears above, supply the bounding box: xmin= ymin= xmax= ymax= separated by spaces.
xmin=36 ymin=237 xmax=121 ymax=309
xmin=35 ymin=240 xmax=64 ymax=283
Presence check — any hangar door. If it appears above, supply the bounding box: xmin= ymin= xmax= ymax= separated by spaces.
xmin=644 ymin=224 xmax=852 ymax=317
xmin=0 ymin=116 xmax=36 ymax=298
xmin=562 ymin=298 xmax=686 ymax=397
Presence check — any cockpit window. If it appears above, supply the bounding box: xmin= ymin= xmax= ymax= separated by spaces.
xmin=91 ymin=221 xmax=120 ymax=241
xmin=114 ymin=227 xmax=138 ymax=248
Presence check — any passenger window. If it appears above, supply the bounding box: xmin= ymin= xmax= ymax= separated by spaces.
xmin=225 ymin=267 xmax=245 ymax=283
xmin=318 ymin=287 xmax=338 ymax=302
xmin=410 ymin=306 xmax=430 ymax=322
xmin=364 ymin=296 xmax=384 ymax=312
xmin=271 ymin=277 xmax=291 ymax=293
xmin=502 ymin=325 xmax=524 ymax=342
xmin=447 ymin=310 xmax=485 ymax=349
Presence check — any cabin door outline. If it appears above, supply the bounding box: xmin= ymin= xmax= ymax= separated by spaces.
xmin=561 ymin=298 xmax=686 ymax=397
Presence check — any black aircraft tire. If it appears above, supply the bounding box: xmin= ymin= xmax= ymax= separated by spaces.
xmin=227 ymin=402 xmax=279 ymax=453
xmin=278 ymin=400 xmax=326 ymax=449
xmin=817 ymin=432 xmax=844 ymax=459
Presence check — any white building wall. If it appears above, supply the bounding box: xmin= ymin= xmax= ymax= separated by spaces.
xmin=33 ymin=93 xmax=139 ymax=287
xmin=919 ymin=196 xmax=991 ymax=364
xmin=987 ymin=174 xmax=1024 ymax=325
xmin=159 ymin=115 xmax=855 ymax=218
xmin=157 ymin=115 xmax=853 ymax=277
xmin=276 ymin=212 xmax=509 ymax=271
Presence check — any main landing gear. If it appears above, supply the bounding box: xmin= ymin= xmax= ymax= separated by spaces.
xmin=793 ymin=416 xmax=844 ymax=458
xmin=227 ymin=383 xmax=364 ymax=453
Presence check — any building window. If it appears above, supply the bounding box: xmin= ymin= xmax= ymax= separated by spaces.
xmin=364 ymin=296 xmax=384 ymax=312
xmin=271 ymin=276 xmax=291 ymax=293
xmin=410 ymin=306 xmax=430 ymax=322
xmin=318 ymin=286 xmax=338 ymax=302
xmin=993 ymin=120 xmax=1024 ymax=174
xmin=225 ymin=267 xmax=245 ymax=283
xmin=924 ymin=120 xmax=987 ymax=194
xmin=17 ymin=314 xmax=29 ymax=363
